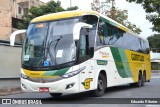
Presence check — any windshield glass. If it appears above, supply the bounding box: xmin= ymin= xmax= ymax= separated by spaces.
xmin=22 ymin=18 xmax=79 ymax=68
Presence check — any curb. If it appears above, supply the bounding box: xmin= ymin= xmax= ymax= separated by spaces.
xmin=0 ymin=87 xmax=22 ymax=96
xmin=151 ymin=70 xmax=160 ymax=73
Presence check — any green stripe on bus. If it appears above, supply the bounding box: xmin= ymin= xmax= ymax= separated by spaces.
xmin=100 ymin=17 xmax=118 ymax=28
xmin=110 ymin=47 xmax=129 ymax=78
xmin=43 ymin=67 xmax=70 ymax=76
xmin=43 ymin=70 xmax=57 ymax=76
xmin=118 ymin=48 xmax=132 ymax=77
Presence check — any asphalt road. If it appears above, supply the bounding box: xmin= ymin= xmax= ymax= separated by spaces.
xmin=1 ymin=73 xmax=160 ymax=107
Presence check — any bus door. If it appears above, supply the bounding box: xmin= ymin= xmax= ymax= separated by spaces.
xmin=79 ymin=28 xmax=94 ymax=92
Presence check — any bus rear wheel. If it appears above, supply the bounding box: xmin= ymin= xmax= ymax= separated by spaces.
xmin=135 ymin=73 xmax=143 ymax=87
xmin=50 ymin=93 xmax=62 ymax=98
xmin=141 ymin=73 xmax=146 ymax=86
xmin=91 ymin=73 xmax=106 ymax=97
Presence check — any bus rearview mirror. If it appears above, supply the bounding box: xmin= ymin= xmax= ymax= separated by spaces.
xmin=73 ymin=22 xmax=92 ymax=41
xmin=10 ymin=30 xmax=26 ymax=46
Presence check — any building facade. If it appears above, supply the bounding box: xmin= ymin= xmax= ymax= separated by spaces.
xmin=0 ymin=0 xmax=44 ymax=40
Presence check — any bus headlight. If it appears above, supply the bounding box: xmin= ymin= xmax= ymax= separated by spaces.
xmin=21 ymin=73 xmax=28 ymax=79
xmin=61 ymin=66 xmax=86 ymax=78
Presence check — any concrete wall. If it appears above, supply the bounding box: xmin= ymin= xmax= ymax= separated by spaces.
xmin=0 ymin=44 xmax=21 ymax=78
xmin=151 ymin=51 xmax=160 ymax=60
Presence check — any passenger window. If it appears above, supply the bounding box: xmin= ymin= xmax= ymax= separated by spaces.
xmin=80 ymin=34 xmax=87 ymax=57
xmin=78 ymin=28 xmax=91 ymax=63
xmin=82 ymin=15 xmax=98 ymax=52
xmin=96 ymin=20 xmax=104 ymax=47
xmin=141 ymin=40 xmax=147 ymax=54
xmin=145 ymin=41 xmax=150 ymax=54
xmin=96 ymin=20 xmax=106 ymax=48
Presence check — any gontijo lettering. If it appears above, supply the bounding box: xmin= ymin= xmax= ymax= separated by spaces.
xmin=131 ymin=53 xmax=144 ymax=62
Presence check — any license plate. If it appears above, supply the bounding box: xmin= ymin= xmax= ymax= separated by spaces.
xmin=39 ymin=87 xmax=49 ymax=92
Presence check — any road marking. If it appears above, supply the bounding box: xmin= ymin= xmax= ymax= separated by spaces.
xmin=145 ymin=105 xmax=160 ymax=107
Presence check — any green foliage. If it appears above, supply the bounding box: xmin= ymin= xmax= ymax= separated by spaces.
xmin=147 ymin=34 xmax=160 ymax=49
xmin=126 ymin=0 xmax=160 ymax=32
xmin=17 ymin=1 xmax=78 ymax=29
xmin=151 ymin=62 xmax=160 ymax=70
xmin=126 ymin=21 xmax=142 ymax=34
xmin=66 ymin=6 xmax=78 ymax=11
xmin=91 ymin=0 xmax=142 ymax=34
xmin=106 ymin=7 xmax=142 ymax=34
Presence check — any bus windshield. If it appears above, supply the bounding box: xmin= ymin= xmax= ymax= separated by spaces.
xmin=22 ymin=18 xmax=79 ymax=68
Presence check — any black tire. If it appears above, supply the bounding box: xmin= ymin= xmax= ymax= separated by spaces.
xmin=141 ymin=74 xmax=145 ymax=86
xmin=135 ymin=73 xmax=142 ymax=87
xmin=144 ymin=73 xmax=147 ymax=82
xmin=130 ymin=83 xmax=136 ymax=87
xmin=50 ymin=93 xmax=62 ymax=97
xmin=91 ymin=73 xmax=106 ymax=97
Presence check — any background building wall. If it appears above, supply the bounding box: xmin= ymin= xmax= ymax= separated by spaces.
xmin=0 ymin=0 xmax=44 ymax=41
xmin=0 ymin=0 xmax=12 ymax=40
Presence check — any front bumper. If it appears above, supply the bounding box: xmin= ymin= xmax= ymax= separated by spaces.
xmin=21 ymin=75 xmax=80 ymax=93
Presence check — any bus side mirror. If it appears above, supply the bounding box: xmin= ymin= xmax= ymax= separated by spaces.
xmin=10 ymin=30 xmax=26 ymax=46
xmin=73 ymin=22 xmax=92 ymax=41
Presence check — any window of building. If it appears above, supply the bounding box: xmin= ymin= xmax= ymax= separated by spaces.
xmin=32 ymin=1 xmax=34 ymax=5
xmin=23 ymin=8 xmax=28 ymax=14
xmin=18 ymin=6 xmax=22 ymax=15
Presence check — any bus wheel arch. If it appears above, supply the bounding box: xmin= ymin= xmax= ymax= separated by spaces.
xmin=91 ymin=70 xmax=107 ymax=97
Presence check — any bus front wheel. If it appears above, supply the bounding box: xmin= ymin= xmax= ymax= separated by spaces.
xmin=91 ymin=73 xmax=106 ymax=97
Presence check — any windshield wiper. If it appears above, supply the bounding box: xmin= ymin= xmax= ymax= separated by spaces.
xmin=45 ymin=35 xmax=63 ymax=66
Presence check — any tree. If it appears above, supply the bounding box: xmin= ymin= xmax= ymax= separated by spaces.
xmin=147 ymin=34 xmax=160 ymax=49
xmin=91 ymin=0 xmax=142 ymax=34
xmin=17 ymin=1 xmax=78 ymax=29
xmin=66 ymin=6 xmax=78 ymax=11
xmin=126 ymin=0 xmax=160 ymax=32
xmin=91 ymin=0 xmax=111 ymax=13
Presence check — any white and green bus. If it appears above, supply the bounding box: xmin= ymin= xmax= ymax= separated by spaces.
xmin=11 ymin=10 xmax=151 ymax=97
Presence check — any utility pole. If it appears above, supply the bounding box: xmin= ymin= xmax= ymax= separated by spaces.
xmin=70 ymin=0 xmax=72 ymax=7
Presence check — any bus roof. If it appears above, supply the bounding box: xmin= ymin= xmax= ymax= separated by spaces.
xmin=31 ymin=10 xmax=98 ymax=23
xmin=31 ymin=10 xmax=147 ymax=41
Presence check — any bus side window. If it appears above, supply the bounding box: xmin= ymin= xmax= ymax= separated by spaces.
xmin=78 ymin=28 xmax=90 ymax=63
xmin=96 ymin=20 xmax=105 ymax=48
xmin=80 ymin=34 xmax=87 ymax=57
xmin=145 ymin=41 xmax=150 ymax=54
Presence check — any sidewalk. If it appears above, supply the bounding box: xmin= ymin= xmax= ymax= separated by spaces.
xmin=151 ymin=70 xmax=160 ymax=73
xmin=0 ymin=78 xmax=22 ymax=96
